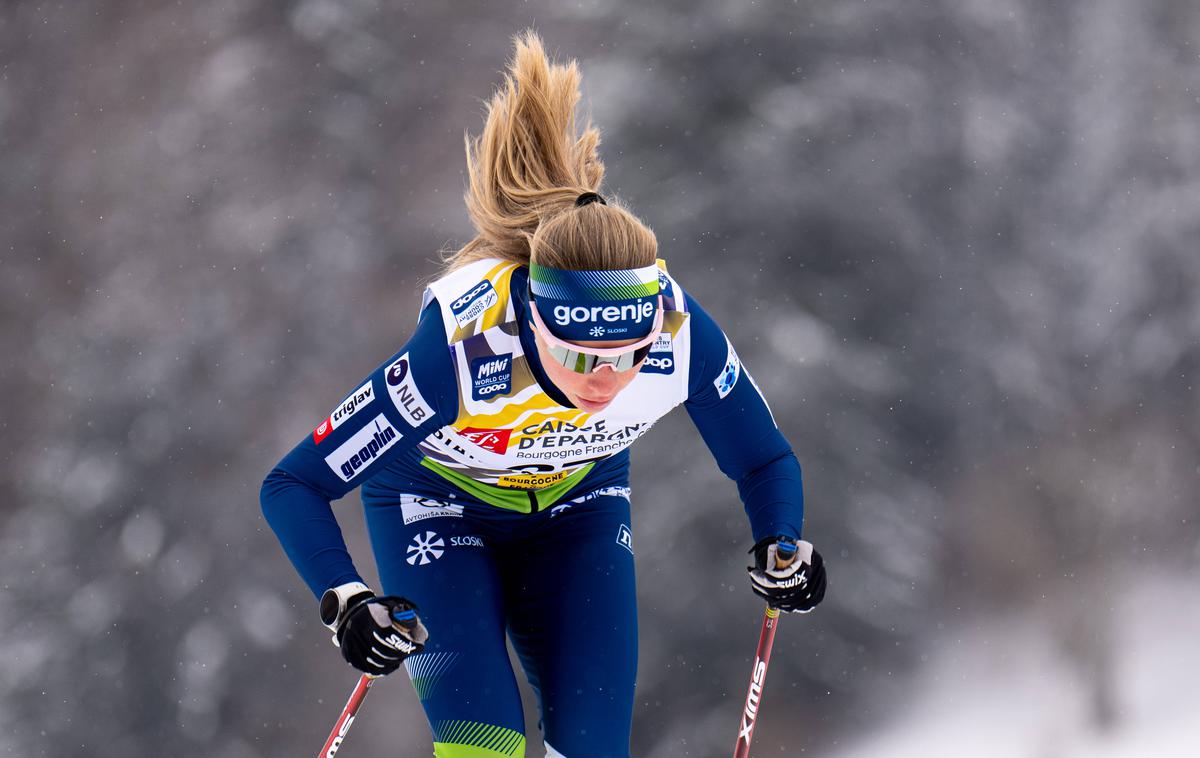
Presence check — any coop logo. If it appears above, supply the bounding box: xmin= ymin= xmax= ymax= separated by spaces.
xmin=324 ymin=415 xmax=400 ymax=482
xmin=449 ymin=280 xmax=498 ymax=327
xmin=459 ymin=427 xmax=512 ymax=454
xmin=406 ymin=531 xmax=445 ymax=566
xmin=641 ymin=333 xmax=674 ymax=375
xmin=551 ymin=299 xmax=656 ymax=329
xmin=313 ymin=381 xmax=374 ymax=444
xmin=386 ymin=353 xmax=435 ymax=427
xmin=714 ymin=337 xmax=741 ymax=399
xmin=470 ymin=354 xmax=512 ymax=401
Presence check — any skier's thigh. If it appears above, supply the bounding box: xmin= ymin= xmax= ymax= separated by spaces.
xmin=367 ymin=499 xmax=528 ymax=757
xmin=507 ymin=494 xmax=638 ymax=758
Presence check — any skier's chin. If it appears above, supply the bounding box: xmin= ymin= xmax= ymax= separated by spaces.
xmin=574 ymin=395 xmax=614 ymax=412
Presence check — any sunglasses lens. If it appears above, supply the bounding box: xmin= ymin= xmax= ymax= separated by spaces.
xmin=547 ymin=344 xmax=648 ymax=374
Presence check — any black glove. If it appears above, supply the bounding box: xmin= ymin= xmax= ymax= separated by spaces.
xmin=320 ymin=582 xmax=429 ymax=675
xmin=746 ymin=536 xmax=827 ymax=613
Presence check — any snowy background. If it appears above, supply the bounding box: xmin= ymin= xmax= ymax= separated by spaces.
xmin=3 ymin=1 xmax=1199 ymax=756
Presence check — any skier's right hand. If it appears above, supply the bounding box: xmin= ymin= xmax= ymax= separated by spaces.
xmin=319 ymin=582 xmax=429 ymax=675
xmin=746 ymin=537 xmax=827 ymax=613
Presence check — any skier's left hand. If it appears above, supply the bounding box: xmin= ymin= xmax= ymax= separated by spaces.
xmin=747 ymin=537 xmax=826 ymax=613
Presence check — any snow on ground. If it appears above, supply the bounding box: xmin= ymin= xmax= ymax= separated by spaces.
xmin=826 ymin=571 xmax=1200 ymax=758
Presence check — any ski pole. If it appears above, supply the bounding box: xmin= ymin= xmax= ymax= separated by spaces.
xmin=733 ymin=539 xmax=797 ymax=757
xmin=319 ymin=674 xmax=376 ymax=758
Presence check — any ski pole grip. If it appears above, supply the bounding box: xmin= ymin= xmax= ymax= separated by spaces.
xmin=774 ymin=537 xmax=798 ymax=569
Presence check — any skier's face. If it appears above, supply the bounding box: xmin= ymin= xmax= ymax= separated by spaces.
xmin=532 ymin=329 xmax=645 ymax=413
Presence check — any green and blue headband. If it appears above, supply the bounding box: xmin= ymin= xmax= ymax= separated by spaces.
xmin=528 ymin=261 xmax=661 ymax=341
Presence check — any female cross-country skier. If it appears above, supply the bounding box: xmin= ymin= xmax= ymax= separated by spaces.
xmin=261 ymin=31 xmax=826 ymax=758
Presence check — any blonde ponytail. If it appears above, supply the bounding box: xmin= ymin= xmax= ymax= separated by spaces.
xmin=445 ymin=30 xmax=657 ymax=273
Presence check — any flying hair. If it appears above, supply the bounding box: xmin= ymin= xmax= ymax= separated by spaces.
xmin=444 ymin=30 xmax=658 ymax=274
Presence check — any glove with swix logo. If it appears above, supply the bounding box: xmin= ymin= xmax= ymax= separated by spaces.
xmin=746 ymin=537 xmax=826 ymax=613
xmin=319 ymin=582 xmax=429 ymax=675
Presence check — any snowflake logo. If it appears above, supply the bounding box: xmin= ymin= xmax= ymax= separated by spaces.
xmin=589 ymin=326 xmax=606 ymax=337
xmin=406 ymin=531 xmax=445 ymax=565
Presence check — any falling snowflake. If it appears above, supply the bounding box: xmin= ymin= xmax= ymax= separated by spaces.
xmin=406 ymin=531 xmax=445 ymax=565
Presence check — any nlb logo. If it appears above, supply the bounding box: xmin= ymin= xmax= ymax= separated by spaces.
xmin=449 ymin=280 xmax=498 ymax=327
xmin=386 ymin=353 xmax=435 ymax=426
xmin=324 ymin=415 xmax=401 ymax=482
xmin=470 ymin=354 xmax=512 ymax=401
xmin=386 ymin=358 xmax=410 ymax=386
xmin=551 ymin=299 xmax=655 ymax=328
xmin=314 ymin=381 xmax=374 ymax=444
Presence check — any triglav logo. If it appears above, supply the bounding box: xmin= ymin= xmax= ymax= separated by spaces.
xmin=313 ymin=381 xmax=374 ymax=444
xmin=470 ymin=354 xmax=512 ymax=401
xmin=551 ymin=300 xmax=655 ymax=328
xmin=406 ymin=531 xmax=445 ymax=566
